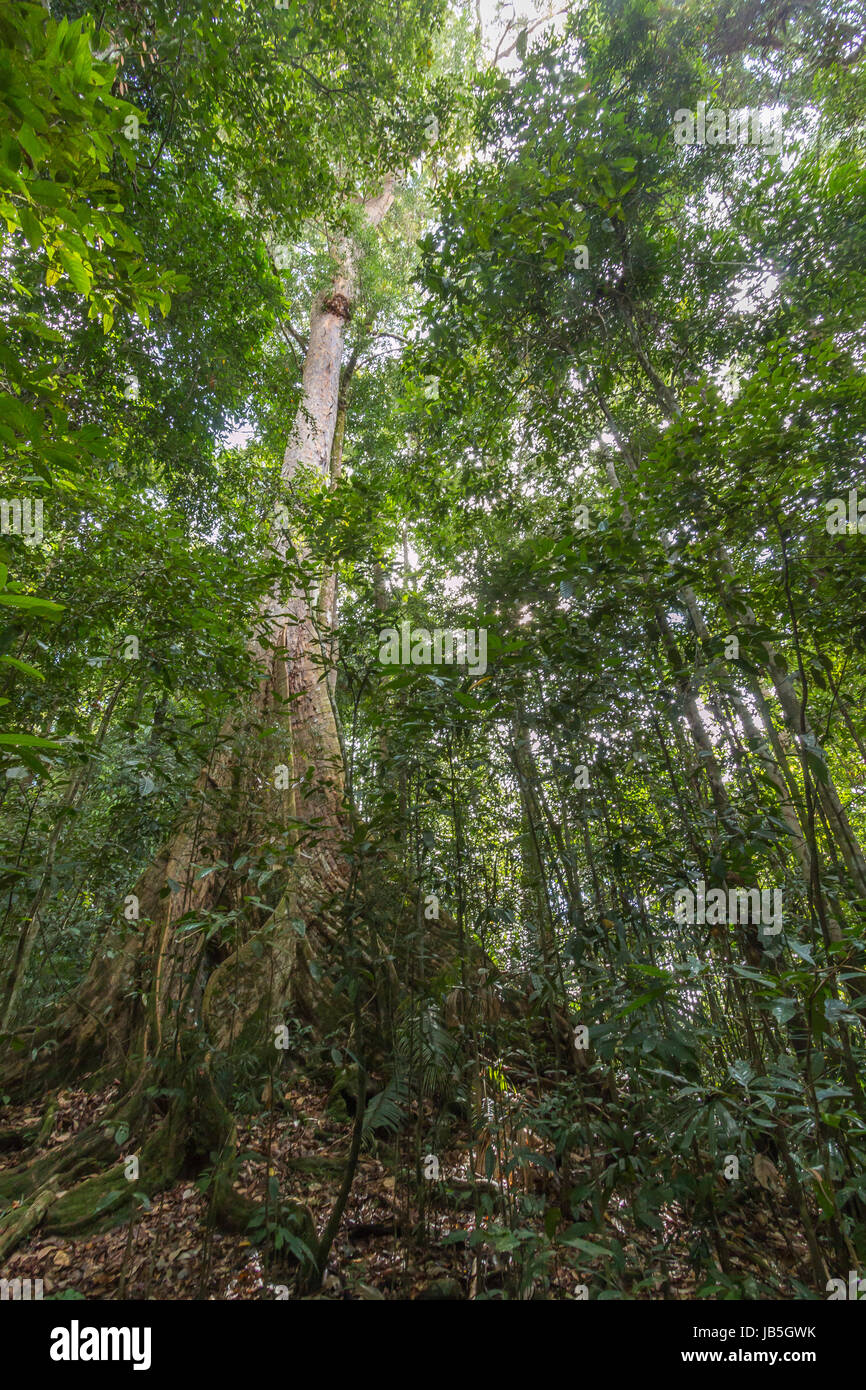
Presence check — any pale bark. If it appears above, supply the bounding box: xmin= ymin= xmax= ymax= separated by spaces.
xmin=0 ymin=180 xmax=397 ymax=1081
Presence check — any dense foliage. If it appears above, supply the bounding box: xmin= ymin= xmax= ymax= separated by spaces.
xmin=2 ymin=0 xmax=866 ymax=1302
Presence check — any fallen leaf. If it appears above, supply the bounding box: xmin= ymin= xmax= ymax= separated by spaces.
xmin=754 ymin=1154 xmax=783 ymax=1192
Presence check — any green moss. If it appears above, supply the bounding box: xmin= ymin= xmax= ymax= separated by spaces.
xmin=46 ymin=1164 xmax=132 ymax=1235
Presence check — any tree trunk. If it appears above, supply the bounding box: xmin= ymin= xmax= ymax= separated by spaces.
xmin=0 ymin=182 xmax=395 ymax=1251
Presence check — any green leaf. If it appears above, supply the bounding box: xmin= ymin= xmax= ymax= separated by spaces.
xmin=771 ymin=998 xmax=797 ymax=1025
xmin=559 ymin=1231 xmax=614 ymax=1258
xmin=17 ymin=123 xmax=46 ymax=164
xmin=0 ymin=654 xmax=44 ymax=680
xmin=57 ymin=248 xmax=93 ymax=295
xmin=17 ymin=203 xmax=43 ymax=248
xmin=0 ymin=733 xmax=62 ymax=747
xmin=0 ymin=594 xmax=64 ymax=616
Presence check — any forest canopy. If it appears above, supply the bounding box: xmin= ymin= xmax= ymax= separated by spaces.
xmin=1 ymin=0 xmax=866 ymax=1318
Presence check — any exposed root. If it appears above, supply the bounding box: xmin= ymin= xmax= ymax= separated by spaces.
xmin=0 ymin=1041 xmax=321 ymax=1265
xmin=0 ymin=1176 xmax=62 ymax=1260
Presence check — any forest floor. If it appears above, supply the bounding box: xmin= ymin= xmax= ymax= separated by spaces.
xmin=0 ymin=1076 xmax=818 ymax=1300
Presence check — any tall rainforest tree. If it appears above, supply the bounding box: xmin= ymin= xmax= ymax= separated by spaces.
xmin=0 ymin=0 xmax=468 ymax=1255
xmin=2 ymin=0 xmax=866 ymax=1305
